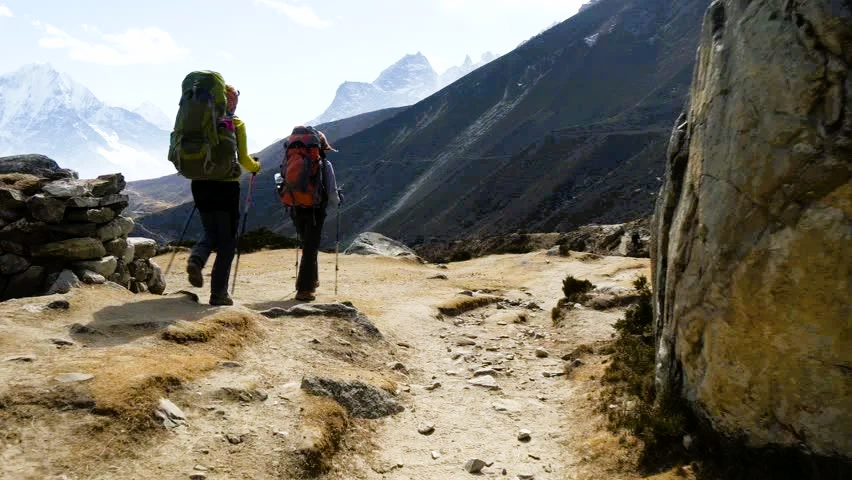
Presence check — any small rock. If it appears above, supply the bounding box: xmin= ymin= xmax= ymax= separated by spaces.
xmin=218 ymin=361 xmax=243 ymax=368
xmin=517 ymin=473 xmax=536 ymax=480
xmin=46 ymin=299 xmax=71 ymax=310
xmin=474 ymin=367 xmax=498 ymax=377
xmin=431 ymin=450 xmax=441 ymax=459
xmin=428 ymin=274 xmax=448 ymax=280
xmin=463 ymin=458 xmax=487 ymax=473
xmin=535 ymin=348 xmax=549 ymax=358
xmin=456 ymin=339 xmax=476 ymax=346
xmin=518 ymin=429 xmax=532 ymax=442
xmin=396 ymin=341 xmax=411 ymax=348
xmin=571 ymin=358 xmax=584 ymax=368
xmin=79 ymin=269 xmax=106 ymax=284
xmin=417 ymin=423 xmax=435 ymax=435
xmin=193 ymin=465 xmax=208 ymax=472
xmin=544 ymin=465 xmax=552 ymax=473
xmin=424 ymin=382 xmax=442 ymax=391
xmin=542 ymin=371 xmax=564 ymax=378
xmin=683 ymin=434 xmax=694 ymax=450
xmin=155 ymin=398 xmax=186 ymax=427
xmin=189 ymin=473 xmax=207 ymax=480
xmin=226 ymin=434 xmax=243 ymax=444
xmin=387 ymin=361 xmax=408 ymax=374
xmin=308 ymin=338 xmax=320 ymax=344
xmin=4 ymin=354 xmax=36 ymax=362
xmin=55 ymin=372 xmax=94 ymax=382
xmin=436 ymin=264 xmax=448 ymax=269
xmin=528 ymin=453 xmax=540 ymax=460
xmin=49 ymin=338 xmax=74 ymax=346
xmin=468 ymin=375 xmax=500 ymax=390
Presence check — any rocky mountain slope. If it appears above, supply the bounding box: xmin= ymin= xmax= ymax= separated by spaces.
xmin=652 ymin=0 xmax=852 ymax=460
xmin=0 ymin=64 xmax=172 ymax=181
xmin=137 ymin=0 xmax=705 ymax=248
xmin=309 ymin=52 xmax=497 ymax=125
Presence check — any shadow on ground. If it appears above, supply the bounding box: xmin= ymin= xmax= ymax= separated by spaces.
xmin=75 ymin=292 xmax=218 ymax=347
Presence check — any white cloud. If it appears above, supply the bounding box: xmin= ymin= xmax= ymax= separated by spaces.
xmin=0 ymin=5 xmax=13 ymax=17
xmin=217 ymin=51 xmax=234 ymax=60
xmin=253 ymin=0 xmax=331 ymax=29
xmin=33 ymin=22 xmax=190 ymax=65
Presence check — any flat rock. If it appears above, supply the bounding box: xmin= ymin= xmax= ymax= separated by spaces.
xmin=55 ymin=373 xmax=94 ymax=383
xmin=468 ymin=375 xmax=500 ymax=390
xmin=492 ymin=399 xmax=523 ymax=413
xmin=73 ymin=256 xmax=117 ymax=277
xmin=301 ymin=376 xmax=404 ymax=419
xmin=518 ymin=428 xmax=532 ymax=441
xmin=43 ymin=179 xmax=89 ymax=198
xmin=0 ymin=155 xmax=75 ymax=179
xmin=49 ymin=338 xmax=75 ymax=346
xmin=261 ymin=302 xmax=381 ymax=338
xmin=31 ymin=237 xmax=106 ymax=261
xmin=474 ymin=367 xmax=499 ymax=377
xmin=86 ymin=173 xmax=125 ymax=197
xmin=128 ymin=237 xmax=158 ymax=260
xmin=535 ymin=348 xmax=550 ymax=358
xmin=4 ymin=354 xmax=36 ymax=362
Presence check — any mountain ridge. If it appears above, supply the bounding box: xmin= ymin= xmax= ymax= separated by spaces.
xmin=0 ymin=63 xmax=172 ymax=181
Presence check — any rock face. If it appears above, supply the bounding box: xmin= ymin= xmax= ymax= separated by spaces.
xmin=0 ymin=157 xmax=165 ymax=301
xmin=651 ymin=0 xmax=852 ymax=458
xmin=558 ymin=219 xmax=651 ymax=257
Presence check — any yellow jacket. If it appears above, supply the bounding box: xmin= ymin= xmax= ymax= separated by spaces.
xmin=229 ymin=115 xmax=261 ymax=181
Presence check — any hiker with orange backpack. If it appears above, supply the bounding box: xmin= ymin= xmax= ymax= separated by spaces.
xmin=276 ymin=126 xmax=342 ymax=301
xmin=167 ymin=71 xmax=260 ymax=305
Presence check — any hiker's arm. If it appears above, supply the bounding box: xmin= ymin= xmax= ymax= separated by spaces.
xmin=232 ymin=116 xmax=261 ymax=174
xmin=324 ymin=160 xmax=342 ymax=206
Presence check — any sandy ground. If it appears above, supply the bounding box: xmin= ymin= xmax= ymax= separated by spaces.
xmin=0 ymin=247 xmax=651 ymax=480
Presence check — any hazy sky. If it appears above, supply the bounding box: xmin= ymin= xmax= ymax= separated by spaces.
xmin=0 ymin=0 xmax=587 ymax=148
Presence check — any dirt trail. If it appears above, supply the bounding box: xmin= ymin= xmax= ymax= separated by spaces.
xmin=0 ymin=248 xmax=649 ymax=480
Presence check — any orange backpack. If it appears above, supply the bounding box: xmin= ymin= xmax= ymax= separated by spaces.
xmin=280 ymin=126 xmax=325 ymax=207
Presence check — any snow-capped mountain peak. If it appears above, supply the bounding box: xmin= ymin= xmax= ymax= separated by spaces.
xmin=0 ymin=64 xmax=174 ymax=180
xmin=309 ymin=52 xmax=497 ymax=125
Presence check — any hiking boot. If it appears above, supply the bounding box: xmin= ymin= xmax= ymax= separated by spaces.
xmin=295 ymin=291 xmax=316 ymax=302
xmin=209 ymin=292 xmax=233 ymax=306
xmin=187 ymin=258 xmax=203 ymax=288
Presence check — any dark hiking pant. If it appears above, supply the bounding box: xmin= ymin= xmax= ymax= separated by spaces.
xmin=290 ymin=207 xmax=327 ymax=293
xmin=190 ymin=180 xmax=240 ymax=295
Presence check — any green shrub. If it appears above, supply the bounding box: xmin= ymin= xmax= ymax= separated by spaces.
xmin=562 ymin=275 xmax=595 ymax=301
xmin=601 ymin=275 xmax=692 ymax=464
xmin=237 ymin=227 xmax=299 ymax=254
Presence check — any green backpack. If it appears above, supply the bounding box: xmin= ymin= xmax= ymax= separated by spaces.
xmin=168 ymin=70 xmax=240 ymax=180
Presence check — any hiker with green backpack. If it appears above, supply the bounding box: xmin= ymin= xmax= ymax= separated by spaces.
xmin=168 ymin=71 xmax=261 ymax=305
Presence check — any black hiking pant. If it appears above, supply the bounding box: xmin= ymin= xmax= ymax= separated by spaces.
xmin=190 ymin=180 xmax=240 ymax=295
xmin=290 ymin=207 xmax=327 ymax=293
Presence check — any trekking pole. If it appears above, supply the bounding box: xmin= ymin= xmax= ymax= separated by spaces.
xmin=231 ymin=174 xmax=256 ymax=295
xmin=335 ymin=199 xmax=340 ymax=295
xmin=164 ymin=204 xmax=197 ymax=276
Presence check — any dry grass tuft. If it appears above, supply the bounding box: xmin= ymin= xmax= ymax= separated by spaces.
xmin=293 ymin=396 xmax=350 ymax=476
xmin=84 ymin=309 xmax=261 ymax=428
xmin=436 ymin=294 xmax=503 ymax=316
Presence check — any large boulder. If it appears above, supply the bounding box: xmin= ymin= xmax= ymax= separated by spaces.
xmin=651 ymin=0 xmax=852 ymax=458
xmin=344 ymin=232 xmax=421 ymax=261
xmin=558 ymin=219 xmax=650 ymax=257
xmin=0 ymin=154 xmax=76 ymax=180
